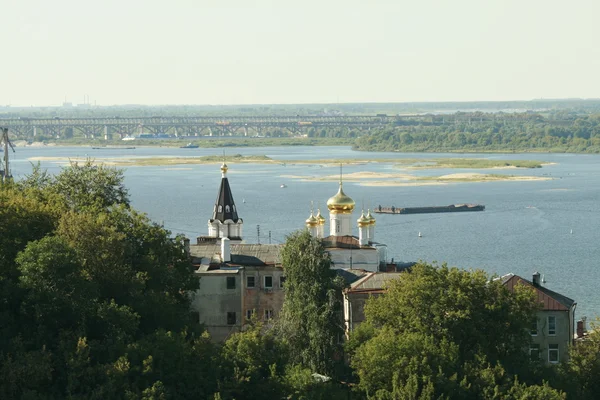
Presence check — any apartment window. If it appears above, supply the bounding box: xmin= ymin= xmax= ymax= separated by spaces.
xmin=246 ymin=309 xmax=255 ymax=321
xmin=530 ymin=344 xmax=540 ymax=361
xmin=548 ymin=344 xmax=559 ymax=363
xmin=227 ymin=312 xmax=236 ymax=325
xmin=264 ymin=276 xmax=273 ymax=289
xmin=226 ymin=277 xmax=236 ymax=290
xmin=246 ymin=276 xmax=256 ymax=288
xmin=548 ymin=316 xmax=556 ymax=336
xmin=531 ymin=319 xmax=538 ymax=336
xmin=264 ymin=309 xmax=273 ymax=320
xmin=279 ymin=276 xmax=286 ymax=289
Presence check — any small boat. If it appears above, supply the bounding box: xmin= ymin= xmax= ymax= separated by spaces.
xmin=180 ymin=143 xmax=199 ymax=149
xmin=280 ymin=184 xmax=287 ymax=188
xmin=418 ymin=232 xmax=422 ymax=238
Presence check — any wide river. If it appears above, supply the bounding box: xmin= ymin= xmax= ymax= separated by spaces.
xmin=9 ymin=145 xmax=600 ymax=320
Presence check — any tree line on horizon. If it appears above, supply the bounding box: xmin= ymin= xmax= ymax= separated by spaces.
xmin=2 ymin=163 xmax=600 ymax=399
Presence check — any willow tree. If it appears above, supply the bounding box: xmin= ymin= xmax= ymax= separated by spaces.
xmin=276 ymin=230 xmax=346 ymax=377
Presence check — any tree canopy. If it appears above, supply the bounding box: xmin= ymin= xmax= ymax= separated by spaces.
xmin=348 ymin=262 xmax=563 ymax=399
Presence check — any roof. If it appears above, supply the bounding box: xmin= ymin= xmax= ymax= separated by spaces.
xmin=336 ymin=269 xmax=370 ymax=285
xmin=211 ymin=176 xmax=241 ymax=223
xmin=321 ymin=235 xmax=375 ymax=250
xmin=501 ymin=273 xmax=575 ymax=311
xmin=347 ymin=271 xmax=404 ymax=293
xmin=190 ymin=243 xmax=282 ymax=266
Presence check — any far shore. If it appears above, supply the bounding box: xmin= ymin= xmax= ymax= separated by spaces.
xmin=281 ymin=171 xmax=552 ymax=186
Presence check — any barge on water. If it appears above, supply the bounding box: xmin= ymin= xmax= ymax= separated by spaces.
xmin=375 ymin=204 xmax=485 ymax=215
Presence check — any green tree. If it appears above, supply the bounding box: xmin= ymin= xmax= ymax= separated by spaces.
xmin=51 ymin=159 xmax=129 ymax=210
xmin=350 ymin=262 xmax=549 ymax=398
xmin=219 ymin=323 xmax=286 ymax=399
xmin=276 ymin=230 xmax=346 ymax=377
xmin=560 ymin=320 xmax=600 ymax=399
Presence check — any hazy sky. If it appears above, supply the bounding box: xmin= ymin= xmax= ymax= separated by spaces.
xmin=2 ymin=0 xmax=599 ymax=106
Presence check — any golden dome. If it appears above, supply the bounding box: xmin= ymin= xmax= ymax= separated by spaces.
xmin=220 ymin=162 xmax=229 ymax=174
xmin=316 ymin=209 xmax=326 ymax=225
xmin=366 ymin=209 xmax=376 ymax=225
xmin=305 ymin=213 xmax=318 ymax=227
xmin=357 ymin=211 xmax=370 ymax=227
xmin=327 ymin=184 xmax=355 ymax=214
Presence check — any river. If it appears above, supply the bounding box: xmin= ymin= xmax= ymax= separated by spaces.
xmin=9 ymin=145 xmax=600 ymax=320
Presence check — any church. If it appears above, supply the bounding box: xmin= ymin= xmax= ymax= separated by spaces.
xmin=189 ymin=162 xmax=390 ymax=340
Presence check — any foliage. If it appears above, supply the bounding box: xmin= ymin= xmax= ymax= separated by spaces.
xmin=276 ymin=230 xmax=347 ymax=378
xmin=0 ymin=162 xmax=201 ymax=399
xmin=349 ymin=262 xmax=549 ymax=398
xmin=559 ymin=319 xmax=600 ymax=399
xmin=354 ymin=112 xmax=600 ymax=153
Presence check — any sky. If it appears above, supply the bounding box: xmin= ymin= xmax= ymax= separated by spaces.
xmin=2 ymin=0 xmax=599 ymax=106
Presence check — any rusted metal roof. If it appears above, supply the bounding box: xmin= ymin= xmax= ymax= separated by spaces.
xmin=501 ymin=273 xmax=575 ymax=311
xmin=190 ymin=243 xmax=282 ymax=266
xmin=347 ymin=271 xmax=403 ymax=292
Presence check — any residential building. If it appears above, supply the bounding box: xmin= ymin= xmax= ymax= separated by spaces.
xmin=189 ymin=162 xmax=283 ymax=341
xmin=501 ymin=272 xmax=576 ymax=364
xmin=340 ymin=270 xmax=404 ymax=335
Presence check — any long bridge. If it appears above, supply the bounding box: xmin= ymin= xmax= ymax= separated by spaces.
xmin=0 ymin=113 xmax=542 ymax=139
xmin=0 ymin=115 xmax=406 ymax=139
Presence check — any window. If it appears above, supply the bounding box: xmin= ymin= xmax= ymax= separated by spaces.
xmin=225 ymin=205 xmax=230 ymax=213
xmin=218 ymin=205 xmax=222 ymax=212
xmin=226 ymin=277 xmax=236 ymax=290
xmin=246 ymin=276 xmax=255 ymax=288
xmin=336 ymin=220 xmax=340 ymax=233
xmin=531 ymin=319 xmax=538 ymax=336
xmin=548 ymin=316 xmax=556 ymax=335
xmin=264 ymin=309 xmax=273 ymax=320
xmin=548 ymin=344 xmax=559 ymax=363
xmin=264 ymin=276 xmax=273 ymax=289
xmin=246 ymin=309 xmax=255 ymax=320
xmin=530 ymin=344 xmax=540 ymax=361
xmin=279 ymin=276 xmax=286 ymax=289
xmin=227 ymin=312 xmax=236 ymax=325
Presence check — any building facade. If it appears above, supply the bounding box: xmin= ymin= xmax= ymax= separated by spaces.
xmin=501 ymin=272 xmax=576 ymax=364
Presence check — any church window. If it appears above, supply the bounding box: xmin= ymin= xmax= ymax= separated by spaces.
xmin=336 ymin=220 xmax=340 ymax=233
xmin=218 ymin=205 xmax=223 ymax=213
xmin=226 ymin=205 xmax=230 ymax=213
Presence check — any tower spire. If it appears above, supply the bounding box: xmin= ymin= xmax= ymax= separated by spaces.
xmin=207 ymin=162 xmax=243 ymax=241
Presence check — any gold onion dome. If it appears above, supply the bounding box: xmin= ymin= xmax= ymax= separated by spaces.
xmin=220 ymin=162 xmax=229 ymax=174
xmin=366 ymin=209 xmax=376 ymax=225
xmin=357 ymin=211 xmax=370 ymax=227
xmin=327 ymin=184 xmax=355 ymax=213
xmin=316 ymin=209 xmax=326 ymax=225
xmin=305 ymin=213 xmax=318 ymax=227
